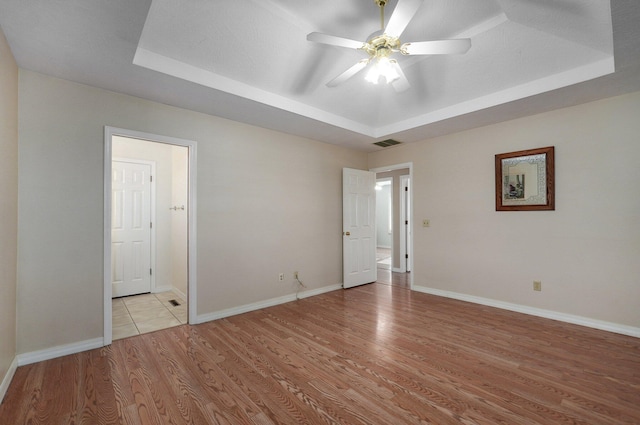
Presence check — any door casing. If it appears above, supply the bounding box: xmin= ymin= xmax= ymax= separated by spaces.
xmin=103 ymin=126 xmax=198 ymax=346
xmin=370 ymin=162 xmax=413 ymax=288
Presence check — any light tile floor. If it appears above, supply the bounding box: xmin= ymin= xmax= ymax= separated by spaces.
xmin=112 ymin=291 xmax=187 ymax=341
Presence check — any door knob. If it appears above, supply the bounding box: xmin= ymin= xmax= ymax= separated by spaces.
xmin=344 ymin=231 xmax=350 ymax=236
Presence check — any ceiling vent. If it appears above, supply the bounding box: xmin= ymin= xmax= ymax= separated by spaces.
xmin=373 ymin=139 xmax=402 ymax=148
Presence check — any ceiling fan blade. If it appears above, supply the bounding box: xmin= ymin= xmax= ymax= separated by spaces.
xmin=385 ymin=0 xmax=424 ymax=38
xmin=401 ymin=39 xmax=471 ymax=55
xmin=307 ymin=32 xmax=364 ymax=49
xmin=390 ymin=61 xmax=410 ymax=92
xmin=327 ymin=59 xmax=370 ymax=87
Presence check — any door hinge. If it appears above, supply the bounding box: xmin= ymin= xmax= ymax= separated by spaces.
xmin=405 ymin=254 xmax=409 ymax=259
xmin=150 ymin=222 xmax=153 ymax=229
xmin=150 ymin=175 xmax=153 ymax=183
xmin=405 ymin=220 xmax=408 ymax=225
xmin=405 ymin=186 xmax=408 ymax=191
xmin=150 ymin=268 xmax=153 ymax=275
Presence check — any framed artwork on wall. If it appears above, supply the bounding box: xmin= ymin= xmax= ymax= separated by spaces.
xmin=495 ymin=146 xmax=555 ymax=211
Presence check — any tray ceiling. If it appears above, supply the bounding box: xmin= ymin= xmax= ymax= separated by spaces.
xmin=1 ymin=0 xmax=639 ymax=151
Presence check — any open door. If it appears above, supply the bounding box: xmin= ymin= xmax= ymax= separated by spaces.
xmin=111 ymin=160 xmax=152 ymax=298
xmin=343 ymin=168 xmax=377 ymax=288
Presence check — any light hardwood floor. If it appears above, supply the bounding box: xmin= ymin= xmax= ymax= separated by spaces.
xmin=2 ymin=280 xmax=639 ymax=424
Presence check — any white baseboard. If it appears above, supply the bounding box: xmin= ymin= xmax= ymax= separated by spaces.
xmin=152 ymin=285 xmax=172 ymax=294
xmin=171 ymin=287 xmax=187 ymax=301
xmin=413 ymin=285 xmax=640 ymax=338
xmin=0 ymin=356 xmax=18 ymax=404
xmin=17 ymin=338 xmax=104 ymax=366
xmin=195 ymin=284 xmax=342 ymax=325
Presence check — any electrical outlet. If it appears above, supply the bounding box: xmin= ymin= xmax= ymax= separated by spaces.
xmin=533 ymin=281 xmax=542 ymax=291
xmin=279 ymin=273 xmax=284 ymax=281
xmin=422 ymin=219 xmax=430 ymax=227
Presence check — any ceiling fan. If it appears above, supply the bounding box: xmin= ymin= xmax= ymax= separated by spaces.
xmin=307 ymin=0 xmax=471 ymax=91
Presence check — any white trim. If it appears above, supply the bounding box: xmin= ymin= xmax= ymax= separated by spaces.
xmin=397 ymin=175 xmax=407 ymax=274
xmin=153 ymin=286 xmax=173 ymax=294
xmin=17 ymin=338 xmax=104 ymax=367
xmin=171 ymin=286 xmax=187 ymax=301
xmin=375 ymin=58 xmax=615 ymax=138
xmin=195 ymin=284 xmax=342 ymax=324
xmin=134 ymin=47 xmax=613 ymax=141
xmin=0 ymin=356 xmax=18 ymax=404
xmin=400 ymin=175 xmax=411 ymax=273
xmin=112 ymin=157 xmax=157 ymax=295
xmin=133 ymin=47 xmax=374 ymax=138
xmin=104 ymin=126 xmax=198 ymax=346
xmin=104 ymin=130 xmax=113 ymax=345
xmin=413 ymin=285 xmax=640 ymax=338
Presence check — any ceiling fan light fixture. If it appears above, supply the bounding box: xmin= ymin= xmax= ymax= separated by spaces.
xmin=365 ymin=57 xmax=400 ymax=85
xmin=307 ymin=0 xmax=471 ymax=90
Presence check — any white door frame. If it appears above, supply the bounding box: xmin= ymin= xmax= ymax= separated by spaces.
xmin=103 ymin=126 xmax=198 ymax=346
xmin=370 ymin=162 xmax=413 ymax=288
xmin=400 ymin=175 xmax=411 ymax=273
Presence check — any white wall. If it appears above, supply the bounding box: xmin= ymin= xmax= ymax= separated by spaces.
xmin=369 ymin=91 xmax=640 ymax=329
xmin=375 ymin=183 xmax=392 ymax=249
xmin=17 ymin=70 xmax=367 ymax=354
xmin=0 ymin=26 xmax=18 ymax=400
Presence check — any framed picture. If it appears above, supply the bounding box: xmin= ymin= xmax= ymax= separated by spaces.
xmin=495 ymin=146 xmax=555 ymax=211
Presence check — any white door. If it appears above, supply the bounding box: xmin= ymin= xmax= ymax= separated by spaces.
xmin=112 ymin=161 xmax=152 ymax=298
xmin=343 ymin=168 xmax=377 ymax=288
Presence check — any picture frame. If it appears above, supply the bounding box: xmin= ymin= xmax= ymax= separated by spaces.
xmin=495 ymin=146 xmax=554 ymax=211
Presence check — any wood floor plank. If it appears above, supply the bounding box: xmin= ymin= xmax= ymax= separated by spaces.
xmin=2 ymin=281 xmax=639 ymax=424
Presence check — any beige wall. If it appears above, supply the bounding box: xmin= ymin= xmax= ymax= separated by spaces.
xmin=369 ymin=91 xmax=640 ymax=328
xmin=17 ymin=70 xmax=367 ymax=354
xmin=171 ymin=145 xmax=188 ymax=297
xmin=15 ymin=65 xmax=638 ymax=357
xmin=0 ymin=27 xmax=18 ymax=395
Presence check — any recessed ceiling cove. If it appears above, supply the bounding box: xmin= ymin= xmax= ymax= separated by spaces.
xmin=134 ymin=0 xmax=614 ymax=138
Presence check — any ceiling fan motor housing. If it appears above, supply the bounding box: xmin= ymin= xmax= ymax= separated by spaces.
xmin=364 ymin=34 xmax=400 ymax=58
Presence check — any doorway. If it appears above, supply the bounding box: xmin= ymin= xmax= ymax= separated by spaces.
xmin=375 ymin=178 xmax=392 ymax=270
xmin=104 ymin=127 xmax=197 ymax=346
xmin=372 ymin=163 xmax=413 ymax=289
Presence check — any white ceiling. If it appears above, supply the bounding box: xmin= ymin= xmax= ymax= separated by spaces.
xmin=1 ymin=0 xmax=639 ymax=152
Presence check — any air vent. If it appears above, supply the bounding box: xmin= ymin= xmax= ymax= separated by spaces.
xmin=168 ymin=299 xmax=181 ymax=307
xmin=373 ymin=139 xmax=402 ymax=148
